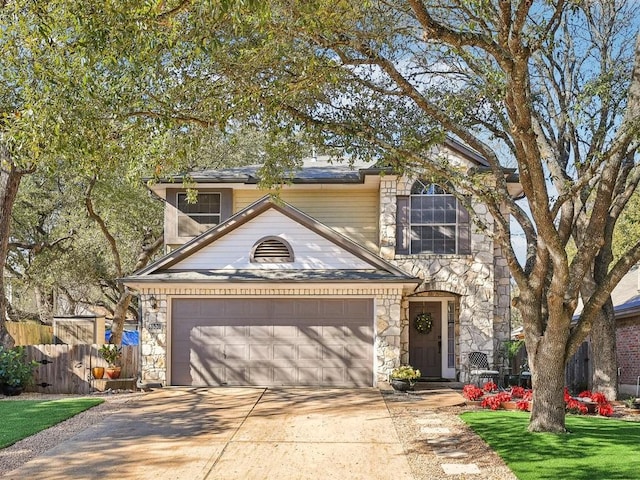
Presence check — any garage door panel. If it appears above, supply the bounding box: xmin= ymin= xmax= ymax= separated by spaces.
xmin=346 ymin=344 xmax=370 ymax=360
xmin=224 ymin=325 xmax=248 ymax=337
xmin=249 ymin=344 xmax=271 ymax=360
xmin=273 ymin=325 xmax=298 ymax=338
xmin=274 ymin=344 xmax=296 ymax=360
xmin=249 ymin=325 xmax=272 ymax=337
xmin=298 ymin=367 xmax=321 ymax=383
xmin=298 ymin=344 xmax=321 ymax=360
xmin=225 ymin=344 xmax=248 ymax=360
xmin=298 ymin=326 xmax=322 ymax=339
xmin=274 ymin=368 xmax=296 ymax=383
xmin=171 ymin=298 xmax=373 ymax=387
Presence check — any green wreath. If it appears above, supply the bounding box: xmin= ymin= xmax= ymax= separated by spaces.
xmin=414 ymin=312 xmax=433 ymax=334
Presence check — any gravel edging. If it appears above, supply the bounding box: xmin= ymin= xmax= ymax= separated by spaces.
xmin=384 ymin=397 xmax=517 ymax=480
xmin=0 ymin=392 xmax=144 ymax=477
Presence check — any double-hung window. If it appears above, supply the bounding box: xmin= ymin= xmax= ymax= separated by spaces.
xmin=396 ymin=180 xmax=470 ymax=255
xmin=177 ymin=192 xmax=221 ymax=237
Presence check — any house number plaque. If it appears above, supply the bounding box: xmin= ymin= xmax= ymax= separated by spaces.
xmin=147 ymin=322 xmax=164 ymax=332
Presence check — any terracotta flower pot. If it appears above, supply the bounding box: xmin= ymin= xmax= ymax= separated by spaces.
xmin=106 ymin=366 xmax=121 ymax=379
xmin=92 ymin=367 xmax=105 ymax=379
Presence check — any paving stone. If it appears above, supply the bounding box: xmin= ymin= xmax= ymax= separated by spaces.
xmin=441 ymin=463 xmax=481 ymax=475
xmin=431 ymin=446 xmax=468 ymax=459
xmin=420 ymin=427 xmax=451 ymax=435
xmin=427 ymin=437 xmax=460 ymax=447
xmin=416 ymin=418 xmax=444 ymax=425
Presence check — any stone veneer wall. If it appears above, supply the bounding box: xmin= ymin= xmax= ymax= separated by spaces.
xmin=379 ymin=175 xmax=511 ymax=379
xmin=137 ymin=287 xmax=404 ymax=385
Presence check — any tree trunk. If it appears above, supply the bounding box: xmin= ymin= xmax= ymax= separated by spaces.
xmin=0 ymin=159 xmax=24 ymax=349
xmin=528 ymin=340 xmax=568 ymax=433
xmin=590 ymin=298 xmax=618 ymax=400
xmin=522 ymin=305 xmax=570 ymax=433
xmin=109 ymin=287 xmax=132 ymax=346
xmin=34 ymin=285 xmax=54 ymax=325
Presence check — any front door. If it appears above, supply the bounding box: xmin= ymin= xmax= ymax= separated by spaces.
xmin=409 ymin=301 xmax=442 ymax=378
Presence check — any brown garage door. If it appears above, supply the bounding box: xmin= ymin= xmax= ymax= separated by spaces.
xmin=171 ymin=298 xmax=374 ymax=387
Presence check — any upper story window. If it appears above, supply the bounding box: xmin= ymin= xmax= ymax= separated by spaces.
xmin=250 ymin=236 xmax=294 ymax=263
xmin=177 ymin=192 xmax=221 ymax=237
xmin=396 ymin=180 xmax=470 ymax=255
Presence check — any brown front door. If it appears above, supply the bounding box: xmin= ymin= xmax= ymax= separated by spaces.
xmin=409 ymin=301 xmax=442 ymax=378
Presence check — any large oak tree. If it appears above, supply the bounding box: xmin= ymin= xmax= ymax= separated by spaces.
xmin=135 ymin=0 xmax=639 ymax=433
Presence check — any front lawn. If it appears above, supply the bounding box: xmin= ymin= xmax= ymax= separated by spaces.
xmin=461 ymin=411 xmax=640 ymax=480
xmin=0 ymin=397 xmax=104 ymax=449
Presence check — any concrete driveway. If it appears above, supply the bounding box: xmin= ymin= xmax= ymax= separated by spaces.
xmin=2 ymin=388 xmax=414 ymax=480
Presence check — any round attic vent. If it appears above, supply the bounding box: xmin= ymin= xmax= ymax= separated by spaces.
xmin=250 ymin=236 xmax=294 ymax=263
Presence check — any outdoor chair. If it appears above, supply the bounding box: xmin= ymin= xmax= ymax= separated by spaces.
xmin=467 ymin=351 xmax=500 ymax=387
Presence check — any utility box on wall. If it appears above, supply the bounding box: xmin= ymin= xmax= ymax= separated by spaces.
xmin=53 ymin=315 xmax=106 ymax=345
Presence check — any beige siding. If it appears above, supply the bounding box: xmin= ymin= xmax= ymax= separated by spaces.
xmin=169 ymin=209 xmax=372 ymax=271
xmin=234 ymin=189 xmax=379 ymax=251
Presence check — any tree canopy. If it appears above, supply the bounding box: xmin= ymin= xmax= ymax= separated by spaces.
xmin=1 ymin=0 xmax=639 ymax=434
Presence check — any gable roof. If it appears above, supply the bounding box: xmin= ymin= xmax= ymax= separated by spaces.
xmin=149 ymin=138 xmax=505 ymax=187
xmin=126 ymin=195 xmax=418 ymax=285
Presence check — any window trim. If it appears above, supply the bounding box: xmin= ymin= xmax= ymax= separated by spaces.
xmin=176 ymin=191 xmax=222 ymax=237
xmin=396 ymin=180 xmax=470 ymax=255
xmin=409 ymin=183 xmax=458 ymax=254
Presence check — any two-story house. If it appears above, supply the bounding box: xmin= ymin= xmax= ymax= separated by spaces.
xmin=123 ymin=140 xmax=522 ymax=387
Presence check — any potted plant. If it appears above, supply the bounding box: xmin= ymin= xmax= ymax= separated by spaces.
xmin=99 ymin=344 xmax=122 ymax=379
xmin=389 ymin=365 xmax=421 ymax=391
xmin=623 ymin=397 xmax=640 ymax=414
xmin=0 ymin=346 xmax=38 ymax=396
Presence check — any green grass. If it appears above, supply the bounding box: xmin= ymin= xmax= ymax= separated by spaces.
xmin=0 ymin=397 xmax=104 ymax=449
xmin=461 ymin=411 xmax=640 ymax=480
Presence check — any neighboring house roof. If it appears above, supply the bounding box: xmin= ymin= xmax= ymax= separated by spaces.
xmin=610 ymin=265 xmax=640 ymax=319
xmin=572 ymin=265 xmax=640 ymax=320
xmin=124 ymin=195 xmax=419 ymax=285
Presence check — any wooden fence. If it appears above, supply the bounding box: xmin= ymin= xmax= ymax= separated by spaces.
xmin=7 ymin=322 xmax=53 ymax=345
xmin=24 ymin=344 xmax=139 ymax=394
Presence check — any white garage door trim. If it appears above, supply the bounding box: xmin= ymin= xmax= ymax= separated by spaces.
xmin=169 ymin=297 xmax=375 ymax=387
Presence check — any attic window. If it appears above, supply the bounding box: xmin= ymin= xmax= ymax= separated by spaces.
xmin=250 ymin=237 xmax=294 ymax=263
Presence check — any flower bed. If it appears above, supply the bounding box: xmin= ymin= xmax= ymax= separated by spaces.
xmin=463 ymin=384 xmax=614 ymax=416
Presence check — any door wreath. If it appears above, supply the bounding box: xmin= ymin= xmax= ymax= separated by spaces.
xmin=414 ymin=312 xmax=433 ymax=334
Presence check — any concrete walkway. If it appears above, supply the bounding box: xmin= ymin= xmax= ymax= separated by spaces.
xmin=2 ymin=388 xmax=415 ymax=480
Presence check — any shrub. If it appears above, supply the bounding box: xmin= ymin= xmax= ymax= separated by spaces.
xmin=0 ymin=346 xmax=38 ymax=388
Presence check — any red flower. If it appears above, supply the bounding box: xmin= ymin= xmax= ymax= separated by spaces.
xmin=462 ymin=384 xmax=484 ymax=401
xmin=598 ymin=403 xmax=614 ymax=417
xmin=578 ymin=390 xmax=593 ymax=398
xmin=566 ymin=398 xmax=588 ymax=414
xmin=483 ymin=381 xmax=498 ymax=392
xmin=516 ymin=400 xmax=530 ymax=411
xmin=510 ymin=386 xmax=526 ymax=398
xmin=591 ymin=392 xmax=608 ymax=405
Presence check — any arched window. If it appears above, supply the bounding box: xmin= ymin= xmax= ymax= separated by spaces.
xmin=250 ymin=236 xmax=294 ymax=263
xmin=396 ymin=180 xmax=470 ymax=255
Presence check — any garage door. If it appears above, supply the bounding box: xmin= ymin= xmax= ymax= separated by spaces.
xmin=171 ymin=298 xmax=374 ymax=387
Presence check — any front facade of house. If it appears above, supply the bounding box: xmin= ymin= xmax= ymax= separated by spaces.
xmin=124 ymin=142 xmax=520 ymax=387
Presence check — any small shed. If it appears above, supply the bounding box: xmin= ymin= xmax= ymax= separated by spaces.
xmin=53 ymin=315 xmax=106 ymax=345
